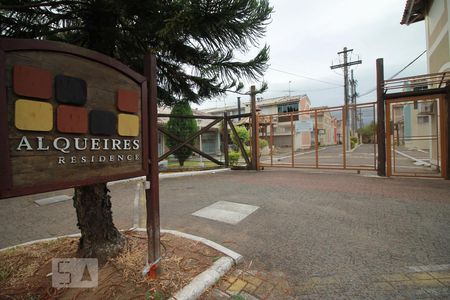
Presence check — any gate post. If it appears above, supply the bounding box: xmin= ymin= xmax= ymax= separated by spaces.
xmin=445 ymin=83 xmax=450 ymax=179
xmin=144 ymin=53 xmax=161 ymax=267
xmin=223 ymin=112 xmax=229 ymax=168
xmin=376 ymin=58 xmax=386 ymax=176
xmin=250 ymin=85 xmax=259 ymax=170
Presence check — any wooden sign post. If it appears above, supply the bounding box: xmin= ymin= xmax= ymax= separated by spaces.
xmin=0 ymin=38 xmax=160 ymax=269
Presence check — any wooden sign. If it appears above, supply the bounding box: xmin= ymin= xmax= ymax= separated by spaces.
xmin=0 ymin=39 xmax=148 ymax=199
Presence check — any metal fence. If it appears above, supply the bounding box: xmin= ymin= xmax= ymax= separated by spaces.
xmin=386 ymin=96 xmax=445 ymax=177
xmin=259 ymin=102 xmax=377 ymax=171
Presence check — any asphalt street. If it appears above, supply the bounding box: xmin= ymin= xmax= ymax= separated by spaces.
xmin=1 ymin=169 xmax=450 ymax=298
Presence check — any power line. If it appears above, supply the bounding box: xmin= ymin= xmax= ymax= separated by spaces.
xmin=232 ymin=56 xmax=343 ymax=87
xmin=387 ymin=49 xmax=427 ymax=80
xmin=359 ymin=49 xmax=427 ymax=97
xmin=268 ymin=66 xmax=343 ymax=87
xmin=275 ymin=86 xmax=342 ymax=93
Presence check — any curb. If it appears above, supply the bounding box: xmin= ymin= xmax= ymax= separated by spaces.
xmin=170 ymin=257 xmax=234 ymax=300
xmin=162 ymin=229 xmax=242 ymax=300
xmin=0 ymin=228 xmax=243 ymax=300
xmin=346 ymin=142 xmax=362 ymax=153
xmin=161 ymin=229 xmax=243 ymax=264
xmin=0 ymin=233 xmax=82 ymax=252
xmin=159 ymin=168 xmax=231 ymax=179
xmin=107 ymin=168 xmax=231 ymax=186
xmin=131 ymin=228 xmax=243 ymax=264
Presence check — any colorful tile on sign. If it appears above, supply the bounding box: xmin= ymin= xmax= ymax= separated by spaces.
xmin=117 ymin=89 xmax=139 ymax=113
xmin=89 ymin=110 xmax=116 ymax=136
xmin=55 ymin=75 xmax=87 ymax=105
xmin=15 ymin=99 xmax=53 ymax=132
xmin=57 ymin=105 xmax=88 ymax=134
xmin=118 ymin=113 xmax=140 ymax=137
xmin=13 ymin=65 xmax=52 ymax=100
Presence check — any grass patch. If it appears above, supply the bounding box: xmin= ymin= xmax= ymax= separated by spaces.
xmin=167 ymin=160 xmax=218 ymax=168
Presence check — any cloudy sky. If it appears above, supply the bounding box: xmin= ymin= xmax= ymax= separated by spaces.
xmin=195 ymin=0 xmax=427 ymax=110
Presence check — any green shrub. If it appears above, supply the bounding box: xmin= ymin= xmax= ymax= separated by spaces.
xmin=229 ymin=150 xmax=240 ymax=166
xmin=357 ymin=122 xmax=377 ymax=143
xmin=245 ymin=146 xmax=251 ymax=158
xmin=259 ymin=139 xmax=268 ymax=149
xmin=231 ymin=126 xmax=250 ymax=147
xmin=350 ymin=136 xmax=358 ymax=149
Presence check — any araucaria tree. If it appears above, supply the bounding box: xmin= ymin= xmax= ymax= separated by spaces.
xmin=166 ymin=102 xmax=198 ymax=166
xmin=1 ymin=0 xmax=272 ymax=261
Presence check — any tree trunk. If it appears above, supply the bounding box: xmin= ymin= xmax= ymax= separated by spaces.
xmin=73 ymin=183 xmax=125 ymax=264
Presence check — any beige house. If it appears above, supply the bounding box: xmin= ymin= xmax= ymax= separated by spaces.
xmin=246 ymin=95 xmax=313 ymax=150
xmin=401 ymin=0 xmax=450 ymax=73
xmin=311 ymin=108 xmax=338 ymax=146
xmin=401 ymin=0 xmax=449 ymax=167
xmin=201 ymin=104 xmax=241 ymax=118
xmin=201 ymin=95 xmax=314 ymax=150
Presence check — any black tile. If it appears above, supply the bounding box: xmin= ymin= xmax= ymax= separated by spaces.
xmin=55 ymin=75 xmax=87 ymax=105
xmin=89 ymin=110 xmax=116 ymax=136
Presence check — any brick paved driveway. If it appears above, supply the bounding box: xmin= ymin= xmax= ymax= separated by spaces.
xmin=1 ymin=169 xmax=450 ymax=298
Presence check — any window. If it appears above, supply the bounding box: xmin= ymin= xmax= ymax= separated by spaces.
xmin=278 ymin=102 xmax=299 ymax=122
xmin=417 ymin=116 xmax=429 ymax=124
xmin=277 ymin=102 xmax=299 ymax=113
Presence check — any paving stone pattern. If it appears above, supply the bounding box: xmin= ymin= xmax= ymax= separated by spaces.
xmin=202 ymin=267 xmax=295 ymax=300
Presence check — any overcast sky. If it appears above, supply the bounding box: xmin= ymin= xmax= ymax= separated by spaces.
xmin=194 ymin=0 xmax=427 ymax=110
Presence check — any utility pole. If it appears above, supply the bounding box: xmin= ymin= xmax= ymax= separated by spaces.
xmin=349 ymin=69 xmax=358 ymax=133
xmin=237 ymin=97 xmax=241 ymax=120
xmin=330 ymin=47 xmax=362 ymax=150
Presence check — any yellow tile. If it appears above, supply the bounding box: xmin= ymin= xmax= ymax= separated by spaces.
xmin=227 ymin=279 xmax=246 ymax=294
xmin=382 ymin=273 xmax=410 ymax=282
xmin=118 ymin=113 xmax=139 ymax=137
xmin=412 ymin=279 xmax=443 ymax=287
xmin=226 ymin=276 xmax=237 ymax=284
xmin=438 ymin=278 xmax=450 ymax=286
xmin=15 ymin=99 xmax=53 ymax=132
xmin=406 ymin=272 xmax=434 ymax=280
xmin=429 ymin=271 xmax=450 ymax=279
xmin=241 ymin=273 xmax=263 ymax=287
xmin=389 ymin=280 xmax=416 ymax=288
xmin=243 ymin=283 xmax=257 ymax=293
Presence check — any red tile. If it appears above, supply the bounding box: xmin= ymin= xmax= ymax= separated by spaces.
xmin=57 ymin=105 xmax=88 ymax=134
xmin=117 ymin=89 xmax=139 ymax=113
xmin=13 ymin=65 xmax=52 ymax=99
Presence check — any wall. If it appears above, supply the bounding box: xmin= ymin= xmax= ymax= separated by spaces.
xmin=426 ymin=0 xmax=450 ymax=73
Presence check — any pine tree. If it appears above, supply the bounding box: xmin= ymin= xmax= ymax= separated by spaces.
xmin=1 ymin=0 xmax=272 ymax=105
xmin=166 ymin=102 xmax=198 ymax=166
xmin=1 ymin=0 xmax=272 ymax=261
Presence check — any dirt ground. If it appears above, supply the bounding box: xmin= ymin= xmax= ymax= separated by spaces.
xmin=0 ymin=231 xmax=222 ymax=300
